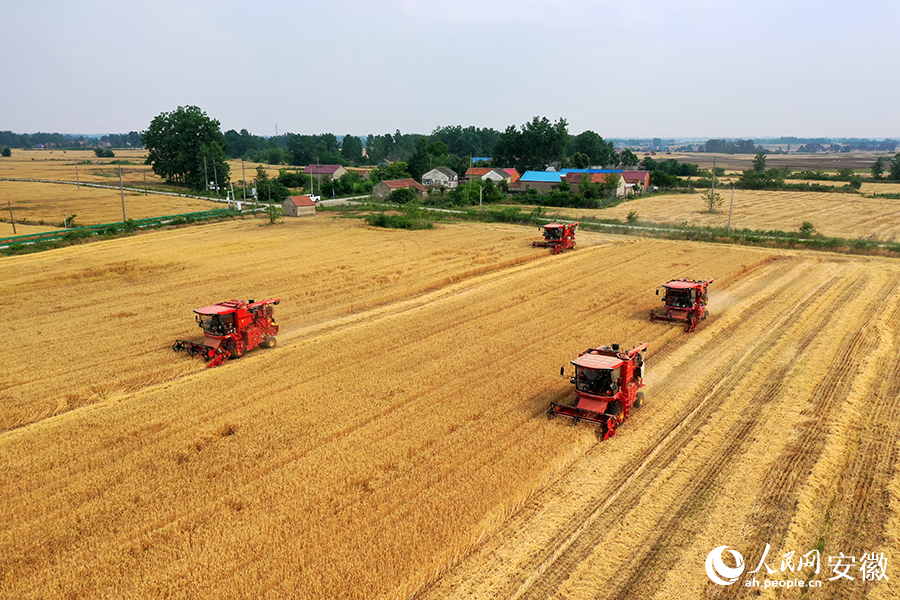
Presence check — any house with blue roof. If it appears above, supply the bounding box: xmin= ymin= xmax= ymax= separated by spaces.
xmin=516 ymin=171 xmax=564 ymax=193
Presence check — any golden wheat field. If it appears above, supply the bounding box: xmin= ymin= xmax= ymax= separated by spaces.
xmin=0 ymin=151 xmax=305 ymax=228
xmin=0 ymin=180 xmax=216 ymax=226
xmin=547 ymin=190 xmax=900 ymax=241
xmin=2 ymin=216 xmax=900 ymax=599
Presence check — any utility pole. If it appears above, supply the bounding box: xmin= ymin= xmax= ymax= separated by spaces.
xmin=204 ymin=157 xmax=209 ymax=193
xmin=727 ymin=185 xmax=735 ymax=232
xmin=241 ymin=160 xmax=247 ymax=202
xmin=76 ymin=164 xmax=80 ymax=189
xmin=143 ymin=171 xmax=147 ymax=195
xmin=119 ymin=168 xmax=127 ymax=221
xmin=711 ymin=157 xmax=717 ymax=203
xmin=213 ymin=162 xmax=219 ymax=197
xmin=7 ymin=200 xmax=16 ymax=235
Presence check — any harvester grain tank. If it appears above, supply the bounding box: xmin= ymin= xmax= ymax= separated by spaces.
xmin=547 ymin=342 xmax=648 ymax=440
xmin=533 ymin=222 xmax=578 ymax=254
xmin=650 ymin=278 xmax=713 ymax=332
xmin=173 ymin=298 xmax=280 ymax=367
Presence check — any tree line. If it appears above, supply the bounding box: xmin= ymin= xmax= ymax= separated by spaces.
xmin=0 ymin=130 xmax=141 ymax=149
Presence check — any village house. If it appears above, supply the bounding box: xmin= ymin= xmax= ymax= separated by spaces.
xmin=372 ymin=178 xmax=429 ymax=200
xmin=513 ymin=171 xmax=565 ymax=193
xmin=421 ymin=166 xmax=458 ymax=189
xmin=282 ymin=195 xmax=317 ymax=217
xmin=303 ymin=164 xmax=348 ymax=183
xmin=622 ymin=170 xmax=651 ymax=194
xmin=464 ymin=167 xmax=492 ymax=182
xmin=565 ymin=172 xmax=627 ymax=197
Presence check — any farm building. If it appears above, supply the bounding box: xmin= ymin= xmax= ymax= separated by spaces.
xmin=622 ymin=170 xmax=651 ymax=194
xmin=304 ymin=164 xmax=348 ymax=182
xmin=345 ymin=167 xmax=371 ymax=181
xmin=465 ymin=167 xmax=493 ymax=182
xmin=512 ymin=171 xmax=564 ymax=193
xmin=566 ymin=172 xmax=627 ymax=197
xmin=422 ymin=167 xmax=458 ymax=189
xmin=373 ymin=179 xmax=429 ymax=200
xmin=282 ymin=195 xmax=317 ymax=217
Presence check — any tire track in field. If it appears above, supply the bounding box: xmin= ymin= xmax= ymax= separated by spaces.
xmin=814 ymin=276 xmax=900 ymax=600
xmin=709 ymin=273 xmax=900 ymax=599
xmin=520 ymin=269 xmax=869 ymax=600
xmin=414 ymin=258 xmax=838 ymax=600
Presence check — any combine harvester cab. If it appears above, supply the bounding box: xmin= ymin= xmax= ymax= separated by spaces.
xmin=173 ymin=298 xmax=280 ymax=367
xmin=548 ymin=342 xmax=648 ymax=440
xmin=532 ymin=222 xmax=578 ymax=254
xmin=650 ymin=278 xmax=713 ymax=332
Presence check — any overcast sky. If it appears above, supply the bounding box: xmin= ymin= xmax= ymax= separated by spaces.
xmin=2 ymin=0 xmax=898 ymax=139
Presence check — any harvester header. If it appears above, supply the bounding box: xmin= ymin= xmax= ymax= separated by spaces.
xmin=173 ymin=298 xmax=280 ymax=367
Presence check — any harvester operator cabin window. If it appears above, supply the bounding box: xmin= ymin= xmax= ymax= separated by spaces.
xmin=199 ymin=313 xmax=233 ymax=335
xmin=576 ymin=366 xmax=614 ymax=395
xmin=668 ymin=289 xmax=693 ymax=308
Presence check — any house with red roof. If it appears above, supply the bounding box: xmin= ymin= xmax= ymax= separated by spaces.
xmin=282 ymin=195 xmax=317 ymax=217
xmin=465 ymin=167 xmax=493 ymax=181
xmin=622 ymin=171 xmax=651 ymax=194
xmin=303 ymin=164 xmax=348 ymax=182
xmin=566 ymin=172 xmax=626 ymax=197
xmin=372 ymin=178 xmax=429 ymax=200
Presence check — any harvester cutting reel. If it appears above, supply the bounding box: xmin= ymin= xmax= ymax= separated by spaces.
xmin=172 ymin=340 xmax=232 ymax=368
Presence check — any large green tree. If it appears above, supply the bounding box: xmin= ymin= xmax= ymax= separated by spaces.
xmin=890 ymin=153 xmax=900 ymax=180
xmin=341 ymin=135 xmax=363 ymax=164
xmin=142 ymin=106 xmax=229 ymax=191
xmin=870 ymin=157 xmax=884 ymax=179
xmin=490 ymin=116 xmax=568 ymax=172
xmin=620 ymin=148 xmax=639 ymax=167
xmin=752 ymin=151 xmax=767 ymax=173
xmin=570 ymin=130 xmax=615 ymax=166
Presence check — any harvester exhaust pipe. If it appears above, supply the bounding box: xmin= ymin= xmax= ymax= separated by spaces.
xmin=612 ymin=343 xmax=620 ymax=351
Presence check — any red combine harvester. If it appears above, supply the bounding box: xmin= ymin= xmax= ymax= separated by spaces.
xmin=547 ymin=342 xmax=648 ymax=440
xmin=173 ymin=298 xmax=280 ymax=367
xmin=650 ymin=278 xmax=713 ymax=332
xmin=533 ymin=222 xmax=578 ymax=254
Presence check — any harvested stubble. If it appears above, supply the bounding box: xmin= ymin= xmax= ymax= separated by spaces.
xmin=1 ymin=218 xmax=777 ymax=599
xmin=0 ymin=180 xmax=213 ymax=225
xmin=0 ymin=149 xmax=156 ymax=185
xmin=0 ymin=149 xmax=219 ymax=225
xmin=552 ymin=189 xmax=900 ymax=241
xmin=421 ymin=253 xmax=900 ymax=600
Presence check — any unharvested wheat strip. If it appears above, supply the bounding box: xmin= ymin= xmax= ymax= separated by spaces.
xmin=0 ymin=235 xmax=767 ymax=599
xmin=0 ymin=219 xmax=548 ymax=432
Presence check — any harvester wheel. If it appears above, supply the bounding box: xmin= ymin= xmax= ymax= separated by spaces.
xmin=264 ymin=337 xmax=277 ymax=348
xmin=634 ymin=392 xmax=644 ymax=410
